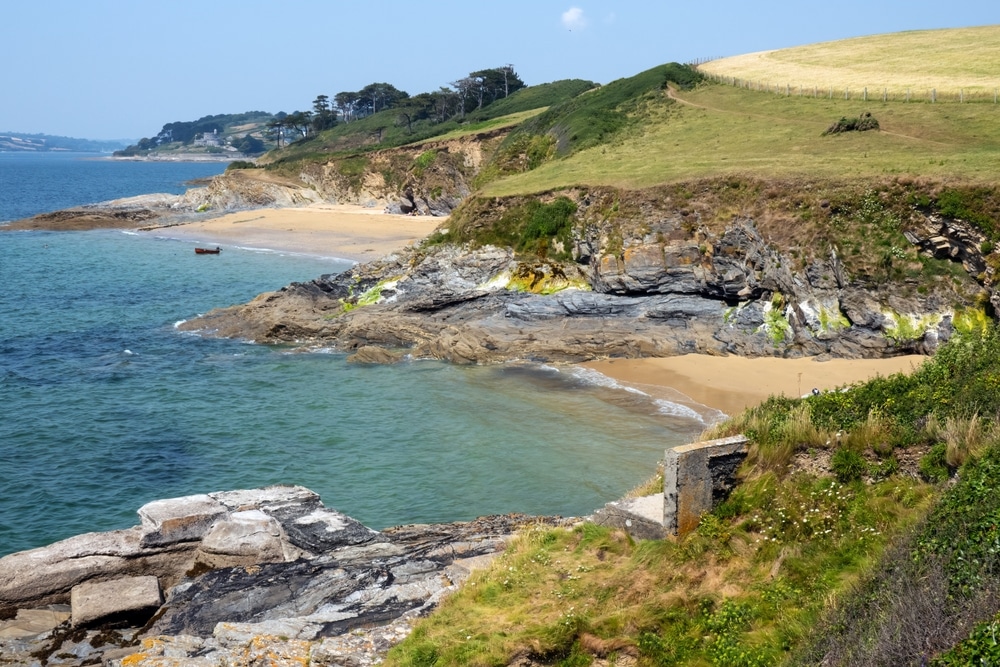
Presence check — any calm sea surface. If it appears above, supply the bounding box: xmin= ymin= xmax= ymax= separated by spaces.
xmin=0 ymin=152 xmax=708 ymax=557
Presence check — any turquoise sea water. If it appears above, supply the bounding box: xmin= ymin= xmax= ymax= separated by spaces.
xmin=0 ymin=153 xmax=709 ymax=557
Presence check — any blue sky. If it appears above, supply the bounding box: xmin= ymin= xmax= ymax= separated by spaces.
xmin=2 ymin=1 xmax=995 ymax=140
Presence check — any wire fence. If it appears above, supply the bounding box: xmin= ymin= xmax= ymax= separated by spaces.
xmin=686 ymin=60 xmax=1000 ymax=104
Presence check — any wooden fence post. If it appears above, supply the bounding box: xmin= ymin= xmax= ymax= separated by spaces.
xmin=932 ymin=89 xmax=936 ymax=103
xmin=863 ymin=87 xmax=867 ymax=102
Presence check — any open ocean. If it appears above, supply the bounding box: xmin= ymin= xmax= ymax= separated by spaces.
xmin=0 ymin=152 xmax=711 ymax=557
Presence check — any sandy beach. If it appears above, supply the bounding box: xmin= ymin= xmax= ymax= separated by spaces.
xmin=144 ymin=204 xmax=443 ymax=262
xmin=584 ymin=355 xmax=927 ymax=417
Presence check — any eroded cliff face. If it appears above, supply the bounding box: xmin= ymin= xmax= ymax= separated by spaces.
xmin=180 ymin=186 xmax=988 ymax=364
xmin=278 ymin=129 xmax=507 ymax=216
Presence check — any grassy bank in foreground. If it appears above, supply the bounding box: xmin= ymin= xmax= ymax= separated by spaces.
xmin=385 ymin=326 xmax=1000 ymax=666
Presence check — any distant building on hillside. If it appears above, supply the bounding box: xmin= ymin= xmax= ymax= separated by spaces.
xmin=193 ymin=129 xmax=222 ymax=147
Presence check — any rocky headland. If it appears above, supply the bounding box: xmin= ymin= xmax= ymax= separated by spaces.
xmin=0 ymin=486 xmax=563 ymax=666
xmin=174 ymin=185 xmax=988 ymax=366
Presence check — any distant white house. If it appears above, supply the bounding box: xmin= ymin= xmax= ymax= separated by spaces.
xmin=193 ymin=129 xmax=222 ymax=147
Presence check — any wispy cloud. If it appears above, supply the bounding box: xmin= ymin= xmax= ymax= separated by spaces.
xmin=561 ymin=7 xmax=587 ymax=31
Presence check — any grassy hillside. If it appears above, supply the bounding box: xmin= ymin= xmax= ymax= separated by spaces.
xmin=382 ymin=324 xmax=1000 ymax=666
xmin=699 ymin=25 xmax=1000 ymax=101
xmin=482 ymin=74 xmax=1000 ymax=196
xmin=263 ymin=79 xmax=596 ymax=168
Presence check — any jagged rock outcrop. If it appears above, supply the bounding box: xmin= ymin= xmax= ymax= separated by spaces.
xmin=0 ymin=486 xmax=557 ymax=666
xmin=180 ymin=210 xmax=977 ymax=363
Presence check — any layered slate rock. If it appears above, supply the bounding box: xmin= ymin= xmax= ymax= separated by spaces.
xmin=138 ymin=493 xmax=228 ymax=547
xmin=0 ymin=488 xmax=558 ymax=667
xmin=194 ymin=510 xmax=297 ymax=570
xmin=0 ymin=527 xmax=189 ymax=609
xmin=178 ymin=208 xmax=969 ymax=364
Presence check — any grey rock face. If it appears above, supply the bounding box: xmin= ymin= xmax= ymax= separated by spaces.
xmin=138 ymin=494 xmax=228 ymax=547
xmin=177 ymin=206 xmax=980 ymax=365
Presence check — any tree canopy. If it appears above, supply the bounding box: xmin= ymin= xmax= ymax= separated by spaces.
xmin=307 ymin=65 xmax=525 ymax=132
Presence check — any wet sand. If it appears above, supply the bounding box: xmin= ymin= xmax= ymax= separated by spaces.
xmin=144 ymin=204 xmax=443 ymax=262
xmin=583 ymin=354 xmax=927 ymax=417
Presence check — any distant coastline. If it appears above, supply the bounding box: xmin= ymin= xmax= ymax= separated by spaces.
xmin=110 ymin=152 xmax=243 ymax=163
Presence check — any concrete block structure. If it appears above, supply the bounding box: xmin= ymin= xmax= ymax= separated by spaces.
xmin=663 ymin=435 xmax=749 ymax=536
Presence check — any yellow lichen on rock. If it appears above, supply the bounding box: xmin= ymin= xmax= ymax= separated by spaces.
xmin=505 ymin=262 xmax=590 ymax=295
xmin=242 ymin=635 xmax=312 ymax=667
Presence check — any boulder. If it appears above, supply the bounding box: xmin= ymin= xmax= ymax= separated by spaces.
xmin=0 ymin=527 xmax=191 ymax=608
xmin=70 ymin=576 xmax=162 ymax=627
xmin=194 ymin=510 xmax=299 ymax=570
xmin=347 ymin=345 xmax=406 ymax=364
xmin=138 ymin=494 xmax=227 ymax=547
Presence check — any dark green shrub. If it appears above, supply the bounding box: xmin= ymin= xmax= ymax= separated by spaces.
xmin=918 ymin=445 xmax=1000 ymax=594
xmin=225 ymin=160 xmax=257 ymax=171
xmin=822 ymin=112 xmax=879 ymax=135
xmin=831 ymin=448 xmax=866 ymax=482
xmin=518 ymin=197 xmax=577 ymax=256
xmin=934 ymin=615 xmax=1000 ymax=666
xmin=919 ymin=443 xmax=951 ymax=482
xmin=870 ymin=455 xmax=900 ymax=481
xmin=936 ymin=187 xmax=1000 ymax=240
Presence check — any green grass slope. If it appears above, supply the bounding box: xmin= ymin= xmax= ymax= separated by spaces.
xmin=263 ymin=79 xmax=596 ymax=168
xmin=382 ymin=325 xmax=1000 ymax=666
xmin=483 ymin=72 xmax=1000 ymax=196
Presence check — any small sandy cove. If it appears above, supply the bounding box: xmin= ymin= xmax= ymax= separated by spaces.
xmin=584 ymin=355 xmax=927 ymax=417
xmin=146 ymin=204 xmax=442 ymax=262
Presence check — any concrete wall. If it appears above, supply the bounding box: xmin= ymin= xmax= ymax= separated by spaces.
xmin=663 ymin=435 xmax=749 ymax=536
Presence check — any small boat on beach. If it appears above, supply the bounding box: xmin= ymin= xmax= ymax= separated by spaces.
xmin=195 ymin=246 xmax=222 ymax=254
